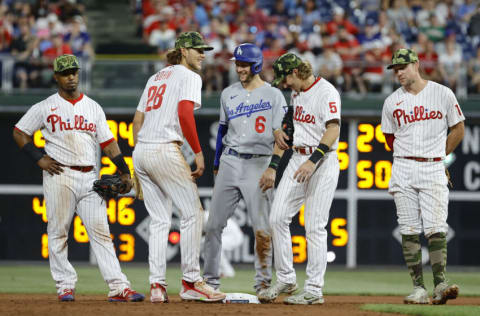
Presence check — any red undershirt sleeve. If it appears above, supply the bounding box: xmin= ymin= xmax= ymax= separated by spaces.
xmin=178 ymin=100 xmax=202 ymax=154
xmin=384 ymin=133 xmax=395 ymax=152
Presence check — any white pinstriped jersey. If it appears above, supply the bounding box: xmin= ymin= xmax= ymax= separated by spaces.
xmin=290 ymin=77 xmax=341 ymax=149
xmin=15 ymin=93 xmax=114 ymax=166
xmin=381 ymin=81 xmax=465 ymax=158
xmin=136 ymin=64 xmax=202 ymax=145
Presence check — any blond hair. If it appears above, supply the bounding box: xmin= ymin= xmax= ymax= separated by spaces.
xmin=297 ymin=61 xmax=313 ymax=80
xmin=166 ymin=49 xmax=182 ymax=65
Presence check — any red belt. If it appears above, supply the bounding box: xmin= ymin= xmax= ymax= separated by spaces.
xmin=293 ymin=146 xmax=316 ymax=155
xmin=69 ymin=166 xmax=94 ymax=172
xmin=402 ymin=157 xmax=442 ymax=162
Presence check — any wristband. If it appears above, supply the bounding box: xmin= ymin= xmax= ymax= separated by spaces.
xmin=268 ymin=154 xmax=281 ymax=170
xmin=22 ymin=142 xmax=44 ymax=162
xmin=111 ymin=154 xmax=130 ymax=175
xmin=308 ymin=143 xmax=330 ymax=164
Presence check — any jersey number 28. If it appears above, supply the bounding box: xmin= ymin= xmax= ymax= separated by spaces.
xmin=145 ymin=84 xmax=167 ymax=112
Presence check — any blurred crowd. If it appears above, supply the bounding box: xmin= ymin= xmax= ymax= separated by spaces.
xmin=138 ymin=0 xmax=480 ymax=96
xmin=0 ymin=0 xmax=93 ymax=89
xmin=2 ymin=0 xmax=480 ymax=95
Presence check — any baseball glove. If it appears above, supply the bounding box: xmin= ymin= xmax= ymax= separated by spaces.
xmin=282 ymin=105 xmax=294 ymax=147
xmin=93 ymin=174 xmax=127 ymax=201
xmin=132 ymin=171 xmax=143 ymax=200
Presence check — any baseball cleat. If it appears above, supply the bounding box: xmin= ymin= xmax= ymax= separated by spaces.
xmin=284 ymin=291 xmax=324 ymax=305
xmin=150 ymin=283 xmax=169 ymax=303
xmin=179 ymin=279 xmax=226 ymax=302
xmin=58 ymin=289 xmax=75 ymax=302
xmin=257 ymin=282 xmax=298 ymax=303
xmin=403 ymin=286 xmax=430 ymax=304
xmin=432 ymin=283 xmax=459 ymax=305
xmin=108 ymin=288 xmax=145 ymax=302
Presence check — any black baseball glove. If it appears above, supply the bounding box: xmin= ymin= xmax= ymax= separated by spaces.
xmin=92 ymin=174 xmax=127 ymax=201
xmin=282 ymin=105 xmax=294 ymax=147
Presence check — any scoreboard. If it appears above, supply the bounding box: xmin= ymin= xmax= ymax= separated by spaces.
xmin=1 ymin=112 xmax=479 ymax=267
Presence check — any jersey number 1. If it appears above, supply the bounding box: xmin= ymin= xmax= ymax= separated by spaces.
xmin=145 ymin=84 xmax=167 ymax=112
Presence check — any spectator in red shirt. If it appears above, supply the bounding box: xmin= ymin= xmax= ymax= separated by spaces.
xmin=43 ymin=32 xmax=72 ymax=60
xmin=326 ymin=6 xmax=358 ymax=36
xmin=418 ymin=40 xmax=440 ymax=82
xmin=333 ymin=26 xmax=364 ymax=93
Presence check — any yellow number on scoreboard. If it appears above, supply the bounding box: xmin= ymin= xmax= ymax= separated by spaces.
xmin=292 ymin=235 xmax=307 ymax=263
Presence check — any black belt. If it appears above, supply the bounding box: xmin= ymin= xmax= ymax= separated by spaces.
xmin=226 ymin=148 xmax=268 ymax=159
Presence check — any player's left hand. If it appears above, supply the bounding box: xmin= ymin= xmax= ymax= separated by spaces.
xmin=293 ymin=160 xmax=316 ymax=183
xmin=119 ymin=173 xmax=133 ymax=194
xmin=259 ymin=168 xmax=276 ymax=192
xmin=192 ymin=152 xmax=205 ymax=179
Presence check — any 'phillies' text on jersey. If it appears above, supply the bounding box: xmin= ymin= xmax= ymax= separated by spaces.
xmin=393 ymin=105 xmax=443 ymax=127
xmin=47 ymin=114 xmax=97 ymax=132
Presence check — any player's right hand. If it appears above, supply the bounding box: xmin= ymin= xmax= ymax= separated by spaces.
xmin=274 ymin=129 xmax=290 ymax=150
xmin=191 ymin=152 xmax=205 ymax=179
xmin=37 ymin=155 xmax=64 ymax=175
xmin=259 ymin=168 xmax=276 ymax=192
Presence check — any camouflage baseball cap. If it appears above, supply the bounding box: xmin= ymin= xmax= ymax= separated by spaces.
xmin=53 ymin=54 xmax=80 ymax=73
xmin=387 ymin=48 xmax=419 ymax=69
xmin=272 ymin=53 xmax=302 ymax=87
xmin=174 ymin=31 xmax=213 ymax=51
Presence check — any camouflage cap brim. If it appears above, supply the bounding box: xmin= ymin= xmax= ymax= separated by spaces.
xmin=271 ymin=75 xmax=285 ymax=87
xmin=175 ymin=31 xmax=213 ymax=51
xmin=387 ymin=48 xmax=419 ymax=69
xmin=54 ymin=54 xmax=80 ymax=73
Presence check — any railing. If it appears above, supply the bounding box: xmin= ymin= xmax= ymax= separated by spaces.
xmin=0 ymin=56 xmax=472 ymax=99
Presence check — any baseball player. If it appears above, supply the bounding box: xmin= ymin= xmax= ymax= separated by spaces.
xmin=257 ymin=53 xmax=341 ymax=305
xmin=202 ymin=43 xmax=287 ymax=294
xmin=12 ymin=54 xmax=144 ymax=302
xmin=132 ymin=31 xmax=225 ymax=303
xmin=381 ymin=48 xmax=465 ymax=305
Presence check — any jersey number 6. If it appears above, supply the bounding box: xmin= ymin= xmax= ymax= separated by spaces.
xmin=145 ymin=84 xmax=167 ymax=112
xmin=255 ymin=116 xmax=266 ymax=133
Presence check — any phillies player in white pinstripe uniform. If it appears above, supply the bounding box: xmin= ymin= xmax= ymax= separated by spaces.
xmin=13 ymin=55 xmax=144 ymax=302
xmin=132 ymin=32 xmax=225 ymax=303
xmin=382 ymin=48 xmax=464 ymax=305
xmin=257 ymin=53 xmax=341 ymax=305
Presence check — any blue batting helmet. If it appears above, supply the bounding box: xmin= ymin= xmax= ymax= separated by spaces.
xmin=231 ymin=43 xmax=263 ymax=75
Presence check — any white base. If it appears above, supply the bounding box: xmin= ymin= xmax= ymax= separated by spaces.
xmin=222 ymin=293 xmax=260 ymax=304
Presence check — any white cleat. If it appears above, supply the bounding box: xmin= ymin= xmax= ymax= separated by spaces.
xmin=432 ymin=283 xmax=459 ymax=305
xmin=404 ymin=286 xmax=430 ymax=304
xmin=257 ymin=282 xmax=298 ymax=303
xmin=179 ymin=280 xmax=226 ymax=302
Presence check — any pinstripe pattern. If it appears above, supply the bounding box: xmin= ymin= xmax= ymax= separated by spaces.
xmin=382 ymin=81 xmax=465 ymax=236
xmin=270 ymin=152 xmax=339 ymax=297
xmin=291 ymin=78 xmax=341 ymax=149
xmin=15 ymin=93 xmax=113 ymax=166
xmin=133 ymin=64 xmax=205 ymax=288
xmin=15 ymin=93 xmax=130 ymax=297
xmin=133 ymin=143 xmax=204 ymax=285
xmin=381 ymin=81 xmax=465 ymax=158
xmin=136 ymin=65 xmax=202 ymax=145
xmin=43 ymin=168 xmax=130 ymax=296
xmin=390 ymin=158 xmax=449 ymax=236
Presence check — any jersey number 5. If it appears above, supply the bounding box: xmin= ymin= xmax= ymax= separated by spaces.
xmin=329 ymin=101 xmax=337 ymax=113
xmin=145 ymin=84 xmax=167 ymax=112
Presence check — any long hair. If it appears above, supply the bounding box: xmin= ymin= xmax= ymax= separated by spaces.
xmin=166 ymin=48 xmax=182 ymax=65
xmin=297 ymin=61 xmax=313 ymax=80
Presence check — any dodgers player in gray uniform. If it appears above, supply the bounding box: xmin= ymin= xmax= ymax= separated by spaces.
xmin=203 ymin=43 xmax=287 ymax=293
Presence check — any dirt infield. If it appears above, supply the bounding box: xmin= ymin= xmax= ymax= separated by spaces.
xmin=1 ymin=294 xmax=479 ymax=316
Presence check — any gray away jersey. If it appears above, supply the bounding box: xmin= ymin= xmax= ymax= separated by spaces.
xmin=219 ymin=82 xmax=286 ymax=155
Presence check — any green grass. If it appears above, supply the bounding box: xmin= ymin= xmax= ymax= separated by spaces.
xmin=0 ymin=263 xmax=479 ymax=297
xmin=361 ymin=304 xmax=480 ymax=316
